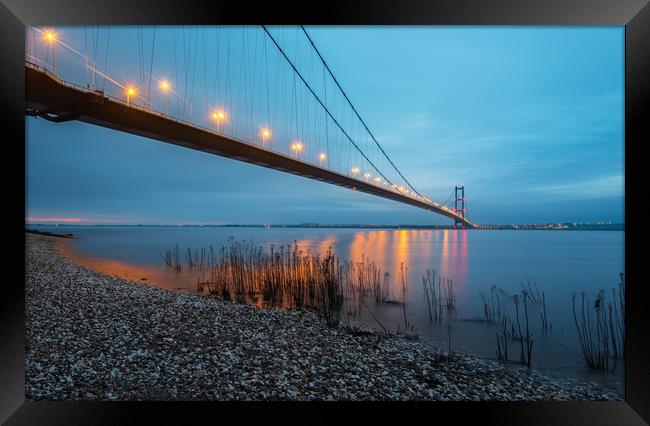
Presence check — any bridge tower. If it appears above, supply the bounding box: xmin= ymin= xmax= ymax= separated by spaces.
xmin=454 ymin=185 xmax=465 ymax=229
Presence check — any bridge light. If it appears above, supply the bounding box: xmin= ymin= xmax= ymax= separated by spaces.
xmin=351 ymin=167 xmax=359 ymax=175
xmin=291 ymin=141 xmax=303 ymax=156
xmin=212 ymin=109 xmax=226 ymax=121
xmin=319 ymin=152 xmax=327 ymax=162
xmin=43 ymin=30 xmax=57 ymax=43
xmin=211 ymin=109 xmax=227 ymax=131
xmin=260 ymin=128 xmax=271 ymax=142
xmin=374 ymin=176 xmax=381 ymax=183
xmin=42 ymin=29 xmax=58 ymax=72
xmin=159 ymin=80 xmax=172 ymax=114
xmin=125 ymin=85 xmax=137 ymax=105
xmin=159 ymin=80 xmax=171 ymax=92
xmin=363 ymin=172 xmax=371 ymax=179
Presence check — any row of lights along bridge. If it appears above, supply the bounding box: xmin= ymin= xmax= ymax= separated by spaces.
xmin=38 ymin=28 xmax=464 ymax=216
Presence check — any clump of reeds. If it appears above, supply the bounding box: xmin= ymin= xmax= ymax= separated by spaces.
xmin=520 ymin=280 xmax=551 ymax=335
xmin=186 ymin=248 xmax=194 ymax=267
xmin=495 ymin=315 xmax=509 ymax=361
xmin=169 ymin=240 xmax=404 ymax=327
xmin=396 ymin=263 xmax=417 ymax=338
xmin=422 ymin=269 xmax=456 ymax=322
xmin=341 ymin=254 xmax=390 ymax=314
xmin=480 ymin=285 xmax=504 ymax=324
xmin=571 ymin=274 xmax=624 ymax=371
xmin=513 ymin=292 xmax=533 ymax=367
xmin=540 ymin=291 xmax=550 ymax=334
xmin=314 ymin=249 xmax=343 ymax=326
xmin=478 ymin=285 xmax=534 ymax=366
xmin=162 ymin=243 xmax=182 ymax=271
xmin=522 ymin=279 xmax=543 ymax=304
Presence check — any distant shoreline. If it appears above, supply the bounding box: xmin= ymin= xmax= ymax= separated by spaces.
xmin=25 ymin=228 xmax=75 ymax=238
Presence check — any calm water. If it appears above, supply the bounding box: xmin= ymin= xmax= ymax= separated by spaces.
xmin=31 ymin=225 xmax=625 ymax=394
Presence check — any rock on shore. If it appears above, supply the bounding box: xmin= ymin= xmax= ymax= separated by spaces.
xmin=25 ymin=234 xmax=620 ymax=401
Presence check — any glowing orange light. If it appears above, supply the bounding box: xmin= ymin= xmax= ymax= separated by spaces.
xmin=351 ymin=167 xmax=360 ymax=174
xmin=291 ymin=141 xmax=304 ymax=153
xmin=374 ymin=176 xmax=381 ymax=183
xmin=363 ymin=172 xmax=371 ymax=179
xmin=159 ymin=80 xmax=171 ymax=92
xmin=126 ymin=86 xmax=136 ymax=97
xmin=43 ymin=31 xmax=57 ymax=43
xmin=260 ymin=128 xmax=271 ymax=140
xmin=319 ymin=152 xmax=327 ymax=161
xmin=212 ymin=109 xmax=226 ymax=121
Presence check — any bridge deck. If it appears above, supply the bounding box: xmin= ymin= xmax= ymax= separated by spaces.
xmin=25 ymin=63 xmax=472 ymax=227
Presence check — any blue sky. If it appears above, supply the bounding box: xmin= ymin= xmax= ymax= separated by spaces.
xmin=26 ymin=26 xmax=624 ymax=225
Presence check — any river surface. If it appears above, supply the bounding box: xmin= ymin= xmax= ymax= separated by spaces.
xmin=30 ymin=225 xmax=625 ymax=395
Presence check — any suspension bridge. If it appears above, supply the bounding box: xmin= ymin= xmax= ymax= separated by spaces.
xmin=25 ymin=26 xmax=473 ymax=228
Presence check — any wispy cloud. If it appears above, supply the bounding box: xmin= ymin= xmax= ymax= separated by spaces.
xmin=533 ymin=174 xmax=624 ymax=199
xmin=26 ymin=216 xmax=96 ymax=223
xmin=400 ymin=113 xmax=436 ymax=131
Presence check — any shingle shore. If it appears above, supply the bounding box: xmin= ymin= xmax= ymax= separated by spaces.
xmin=25 ymin=234 xmax=620 ymax=400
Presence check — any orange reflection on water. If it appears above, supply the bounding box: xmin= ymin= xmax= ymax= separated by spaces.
xmin=348 ymin=231 xmax=366 ymax=263
xmin=439 ymin=229 xmax=450 ymax=278
xmin=459 ymin=229 xmax=468 ymax=281
xmin=318 ymin=235 xmax=338 ymax=257
xmin=450 ymin=229 xmax=469 ymax=298
xmin=292 ymin=235 xmax=339 ymax=258
xmin=54 ymin=228 xmax=469 ymax=304
xmin=394 ymin=230 xmax=411 ymax=289
xmin=57 ymin=238 xmax=198 ymax=293
xmin=350 ymin=230 xmax=411 ymax=298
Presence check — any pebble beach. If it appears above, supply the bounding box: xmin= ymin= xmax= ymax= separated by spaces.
xmin=25 ymin=234 xmax=621 ymax=401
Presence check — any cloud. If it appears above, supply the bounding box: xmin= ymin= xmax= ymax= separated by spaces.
xmin=25 ymin=216 xmax=125 ymax=224
xmin=400 ymin=113 xmax=436 ymax=131
xmin=533 ymin=174 xmax=624 ymax=199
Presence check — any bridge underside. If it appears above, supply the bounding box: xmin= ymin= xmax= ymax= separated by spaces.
xmin=25 ymin=65 xmax=472 ymax=227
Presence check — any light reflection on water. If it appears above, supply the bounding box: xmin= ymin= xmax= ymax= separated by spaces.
xmin=34 ymin=225 xmax=624 ymax=394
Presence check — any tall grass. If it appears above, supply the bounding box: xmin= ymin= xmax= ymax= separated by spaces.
xmin=422 ymin=269 xmax=456 ymax=322
xmin=397 ymin=263 xmax=417 ymax=338
xmin=164 ymin=240 xmax=399 ymax=327
xmin=495 ymin=315 xmax=509 ymax=361
xmin=540 ymin=291 xmax=550 ymax=334
xmin=341 ymin=254 xmax=390 ymax=317
xmin=162 ymin=243 xmax=182 ymax=271
xmin=513 ymin=292 xmax=533 ymax=367
xmin=480 ymin=285 xmax=505 ymax=324
xmin=479 ymin=285 xmax=534 ymax=366
xmin=572 ymin=273 xmax=624 ymax=371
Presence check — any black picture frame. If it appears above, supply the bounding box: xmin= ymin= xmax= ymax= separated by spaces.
xmin=2 ymin=0 xmax=648 ymax=423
